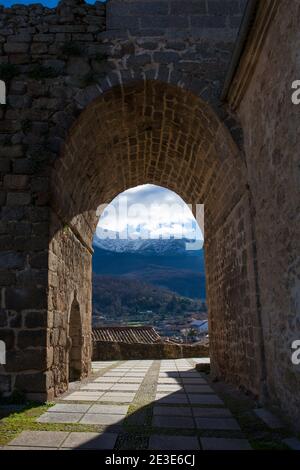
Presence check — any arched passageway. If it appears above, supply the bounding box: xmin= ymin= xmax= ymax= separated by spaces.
xmin=49 ymin=80 xmax=264 ymax=399
xmin=68 ymin=295 xmax=83 ymax=382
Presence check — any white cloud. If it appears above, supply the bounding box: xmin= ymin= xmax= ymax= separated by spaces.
xmin=96 ymin=184 xmax=203 ymax=241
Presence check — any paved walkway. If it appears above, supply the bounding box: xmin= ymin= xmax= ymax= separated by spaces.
xmin=4 ymin=359 xmax=252 ymax=450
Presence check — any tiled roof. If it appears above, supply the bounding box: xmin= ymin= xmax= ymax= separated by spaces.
xmin=92 ymin=326 xmax=161 ymax=344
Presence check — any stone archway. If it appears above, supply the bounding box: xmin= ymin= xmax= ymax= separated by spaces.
xmin=48 ymin=79 xmax=264 ymax=399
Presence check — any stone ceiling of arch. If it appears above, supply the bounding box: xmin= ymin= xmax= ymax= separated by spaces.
xmin=52 ymin=81 xmax=243 ymax=245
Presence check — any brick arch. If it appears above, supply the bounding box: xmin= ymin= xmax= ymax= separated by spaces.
xmin=48 ymin=79 xmax=263 ymax=399
xmin=52 ymin=80 xmax=244 ymax=245
xmin=74 ymin=73 xmax=243 ymax=150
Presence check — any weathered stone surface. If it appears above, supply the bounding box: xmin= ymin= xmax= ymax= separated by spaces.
xmin=8 ymin=431 xmax=69 ymax=448
xmin=200 ymin=437 xmax=251 ymax=450
xmin=149 ymin=434 xmax=200 ymax=450
xmin=60 ymin=431 xmax=118 ymax=450
xmin=0 ymin=0 xmax=298 ymax=435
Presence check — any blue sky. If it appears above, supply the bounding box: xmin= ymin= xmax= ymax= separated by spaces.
xmin=96 ymin=184 xmax=203 ymax=242
xmin=1 ymin=0 xmax=105 ymax=6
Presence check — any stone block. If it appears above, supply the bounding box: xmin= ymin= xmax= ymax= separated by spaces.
xmin=0 ymin=310 xmax=8 ymax=327
xmin=254 ymin=408 xmax=283 ymax=429
xmin=17 ymin=329 xmax=47 ymax=349
xmin=8 ymin=431 xmax=69 ymax=448
xmin=7 ymin=192 xmax=31 ymax=206
xmin=153 ymin=415 xmax=195 ymax=429
xmin=6 ymin=287 xmax=47 ymax=310
xmin=140 ymin=16 xmax=189 ymax=29
xmin=61 ymin=432 xmax=118 ymax=450
xmin=4 ymin=42 xmax=29 ymax=53
xmin=207 ymin=0 xmax=240 ymax=15
xmin=200 ymin=437 xmax=251 ymax=450
xmin=4 ymin=175 xmax=29 ymax=190
xmin=5 ymin=349 xmax=46 ymax=372
xmin=149 ymin=435 xmax=200 ymax=450
xmin=170 ymin=0 xmax=207 ymax=15
xmin=191 ymin=15 xmax=226 ymax=28
xmin=109 ymin=1 xmax=168 ymax=16
xmin=37 ymin=412 xmax=82 ymax=423
xmin=0 ymin=251 xmax=25 ymax=269
xmin=0 ymin=329 xmax=15 ymax=350
xmin=0 ymin=375 xmax=11 ymax=393
xmin=48 ymin=404 xmax=91 ymax=413
xmin=0 ymin=145 xmax=23 ymax=158
xmin=196 ymin=417 xmax=241 ymax=430
xmin=80 ymin=413 xmax=124 ymax=426
xmin=15 ymin=371 xmax=51 ymax=393
xmin=25 ymin=311 xmax=47 ymax=328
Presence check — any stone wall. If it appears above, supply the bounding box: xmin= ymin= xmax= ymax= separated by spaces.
xmin=207 ymin=191 xmax=264 ymax=396
xmin=48 ymin=212 xmax=92 ymax=399
xmin=0 ymin=0 xmax=260 ymax=403
xmin=93 ymin=341 xmax=209 ymax=361
xmin=230 ymin=0 xmax=300 ymax=427
xmin=1 ymin=0 xmax=296 ymax=427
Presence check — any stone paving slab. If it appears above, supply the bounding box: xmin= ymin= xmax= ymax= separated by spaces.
xmin=159 ymin=372 xmax=180 ymax=377
xmin=184 ymin=385 xmax=214 ymax=393
xmin=153 ymin=416 xmax=195 ymax=429
xmin=156 ymin=385 xmax=182 ymax=392
xmin=94 ymin=377 xmax=119 ymax=383
xmin=126 ymin=410 xmax=147 ymax=426
xmin=282 ymin=437 xmax=300 ymax=450
xmin=200 ymin=437 xmax=251 ymax=450
xmin=48 ymin=404 xmax=91 ymax=413
xmin=63 ymin=392 xmax=103 ymax=402
xmin=155 ymin=394 xmax=189 ymax=404
xmin=8 ymin=431 xmax=69 ymax=448
xmin=111 ymin=383 xmax=140 ymax=391
xmin=80 ymin=413 xmax=124 ymax=426
xmin=192 ymin=407 xmax=232 ymax=418
xmin=180 ymin=373 xmax=199 ymax=377
xmin=101 ymin=392 xmax=136 ymax=403
xmin=103 ymin=372 xmax=125 ymax=377
xmin=118 ymin=377 xmax=144 ymax=383
xmin=196 ymin=417 xmax=241 ymax=430
xmin=153 ymin=406 xmax=193 ymax=417
xmin=254 ymin=408 xmax=283 ymax=429
xmin=188 ymin=394 xmax=224 ymax=405
xmin=88 ymin=404 xmax=129 ymax=415
xmin=155 ymin=390 xmax=187 ymax=397
xmin=2 ymin=446 xmax=58 ymax=450
xmin=125 ymin=373 xmax=147 ymax=377
xmin=181 ymin=378 xmax=207 ymax=384
xmin=157 ymin=378 xmax=182 ymax=384
xmin=61 ymin=432 xmax=118 ymax=450
xmin=81 ymin=383 xmax=113 ymax=390
xmin=37 ymin=412 xmax=83 ymax=424
xmin=149 ymin=435 xmax=200 ymax=450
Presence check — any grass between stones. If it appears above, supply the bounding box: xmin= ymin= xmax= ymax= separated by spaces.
xmin=209 ymin=381 xmax=291 ymax=450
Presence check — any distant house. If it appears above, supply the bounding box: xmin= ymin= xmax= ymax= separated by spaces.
xmin=92 ymin=325 xmax=161 ymax=344
xmin=92 ymin=324 xmax=208 ymax=361
xmin=190 ymin=319 xmax=208 ymax=334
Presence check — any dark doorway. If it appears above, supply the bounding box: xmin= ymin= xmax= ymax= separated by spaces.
xmin=69 ymin=296 xmax=83 ymax=382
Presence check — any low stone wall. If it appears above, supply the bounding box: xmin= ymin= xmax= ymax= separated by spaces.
xmin=92 ymin=341 xmax=209 ymax=361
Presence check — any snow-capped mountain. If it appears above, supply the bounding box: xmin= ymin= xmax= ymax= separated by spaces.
xmin=93 ymin=236 xmax=203 ymax=255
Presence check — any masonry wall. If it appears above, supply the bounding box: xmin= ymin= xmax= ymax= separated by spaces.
xmin=235 ymin=0 xmax=300 ymax=427
xmin=48 ymin=211 xmax=92 ymax=398
xmin=93 ymin=341 xmax=209 ymax=361
xmin=0 ymin=0 xmax=249 ymax=400
xmin=207 ymin=191 xmax=264 ymax=396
